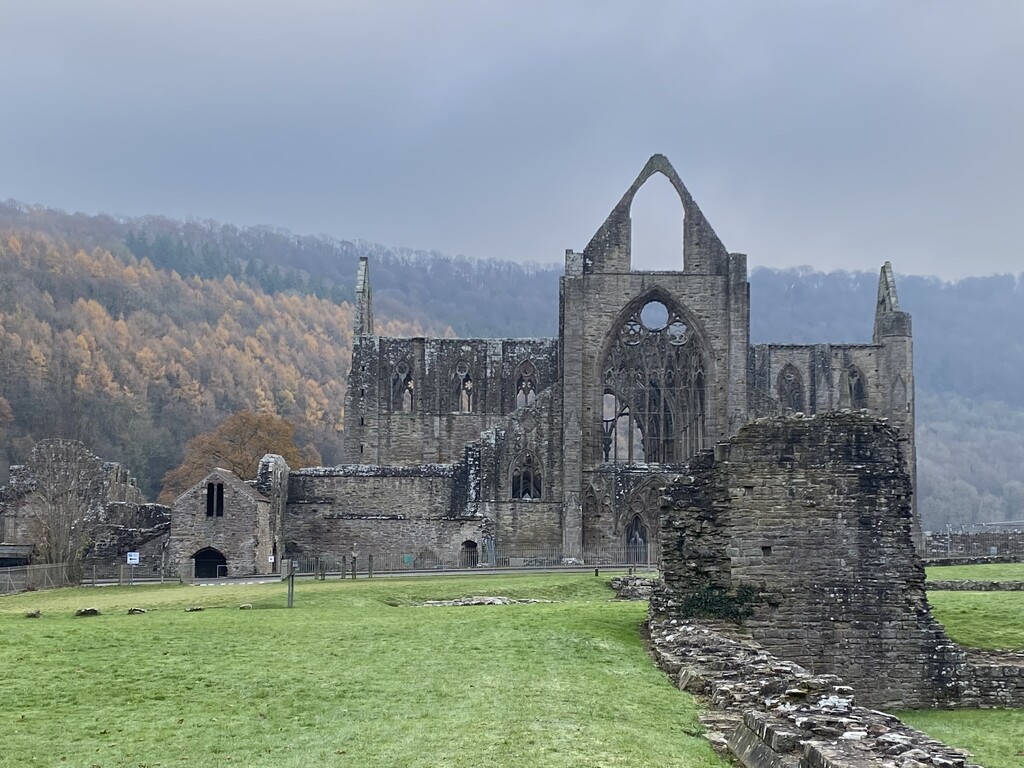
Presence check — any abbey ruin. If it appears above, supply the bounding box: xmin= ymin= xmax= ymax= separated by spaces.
xmin=1 ymin=154 xmax=917 ymax=579
xmin=175 ymin=153 xmax=916 ymax=577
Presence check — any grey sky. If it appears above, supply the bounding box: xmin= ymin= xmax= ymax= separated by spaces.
xmin=1 ymin=1 xmax=1021 ymax=279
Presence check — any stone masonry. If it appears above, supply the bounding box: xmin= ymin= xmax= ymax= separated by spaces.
xmin=653 ymin=411 xmax=1024 ymax=711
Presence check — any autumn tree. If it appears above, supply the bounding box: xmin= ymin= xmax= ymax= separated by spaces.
xmin=19 ymin=439 xmax=107 ymax=577
xmin=159 ymin=411 xmax=318 ymax=502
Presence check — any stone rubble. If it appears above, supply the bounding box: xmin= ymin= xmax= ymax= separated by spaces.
xmin=417 ymin=596 xmax=550 ymax=607
xmin=648 ymin=617 xmax=981 ymax=768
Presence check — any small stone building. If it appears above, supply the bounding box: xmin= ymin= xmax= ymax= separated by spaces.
xmin=167 ymin=468 xmax=277 ymax=578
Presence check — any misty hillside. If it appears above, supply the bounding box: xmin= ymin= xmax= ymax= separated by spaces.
xmin=1 ymin=201 xmax=1022 ymax=529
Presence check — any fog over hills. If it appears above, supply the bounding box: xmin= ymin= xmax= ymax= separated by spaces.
xmin=1 ymin=201 xmax=1021 ymax=529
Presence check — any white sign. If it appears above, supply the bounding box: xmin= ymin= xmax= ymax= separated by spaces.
xmin=126 ymin=551 xmax=140 ymax=565
xmin=268 ymin=555 xmax=275 ymax=563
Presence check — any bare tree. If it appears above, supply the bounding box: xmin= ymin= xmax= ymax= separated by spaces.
xmin=20 ymin=439 xmax=106 ymax=575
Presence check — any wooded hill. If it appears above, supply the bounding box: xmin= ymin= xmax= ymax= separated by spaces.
xmin=1 ymin=201 xmax=1021 ymax=529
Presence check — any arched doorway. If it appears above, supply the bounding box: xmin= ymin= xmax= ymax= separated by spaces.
xmin=193 ymin=547 xmax=227 ymax=579
xmin=460 ymin=540 xmax=479 ymax=568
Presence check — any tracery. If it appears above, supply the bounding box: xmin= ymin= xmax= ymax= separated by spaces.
xmin=601 ymin=298 xmax=706 ymax=464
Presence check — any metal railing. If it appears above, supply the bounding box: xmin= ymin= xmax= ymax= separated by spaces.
xmin=288 ymin=544 xmax=657 ymax=578
xmin=923 ymin=528 xmax=1024 ymax=559
xmin=0 ymin=563 xmax=74 ymax=595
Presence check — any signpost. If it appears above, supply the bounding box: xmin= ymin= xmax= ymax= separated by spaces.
xmin=287 ymin=559 xmax=298 ymax=608
xmin=126 ymin=551 xmax=140 ymax=586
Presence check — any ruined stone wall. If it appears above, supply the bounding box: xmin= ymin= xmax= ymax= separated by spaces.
xmin=283 ymin=465 xmax=486 ymax=560
xmin=82 ymin=502 xmax=171 ymax=577
xmin=256 ymin=453 xmax=291 ymax=568
xmin=581 ymin=465 xmax=689 ymax=558
xmin=656 ymin=413 xmax=963 ymax=709
xmin=342 ymin=336 xmax=558 ymax=466
xmin=750 ymin=343 xmax=884 ymax=416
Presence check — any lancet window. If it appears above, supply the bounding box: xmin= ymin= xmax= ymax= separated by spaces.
xmin=515 ymin=360 xmax=538 ymax=408
xmin=390 ymin=360 xmax=414 ymax=412
xmin=778 ymin=364 xmax=804 ymax=413
xmin=510 ymin=452 xmax=543 ymax=500
xmin=452 ymin=361 xmax=474 ymax=413
xmin=601 ymin=298 xmax=706 ymax=464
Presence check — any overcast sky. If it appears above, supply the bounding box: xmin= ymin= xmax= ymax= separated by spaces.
xmin=2 ymin=1 xmax=1021 ymax=279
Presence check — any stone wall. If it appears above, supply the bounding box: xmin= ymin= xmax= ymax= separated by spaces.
xmin=654 ymin=412 xmax=961 ymax=709
xmin=82 ymin=502 xmax=171 ymax=577
xmin=283 ymin=464 xmax=486 ymax=561
xmin=342 ymin=335 xmax=559 ymax=466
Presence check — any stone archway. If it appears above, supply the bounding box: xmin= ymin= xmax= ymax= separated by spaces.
xmin=460 ymin=540 xmax=479 ymax=568
xmin=193 ymin=547 xmax=227 ymax=579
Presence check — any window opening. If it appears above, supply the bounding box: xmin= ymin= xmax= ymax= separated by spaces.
xmin=390 ymin=361 xmax=414 ymax=412
xmin=206 ymin=482 xmax=224 ymax=517
xmin=629 ymin=172 xmax=684 ymax=271
xmin=453 ymin=361 xmax=474 ymax=413
xmin=515 ymin=360 xmax=538 ymax=408
xmin=839 ymin=365 xmax=867 ymax=410
xmin=778 ymin=364 xmax=804 ymax=413
xmin=510 ymin=452 xmax=543 ymax=500
xmin=601 ymin=298 xmax=705 ymax=463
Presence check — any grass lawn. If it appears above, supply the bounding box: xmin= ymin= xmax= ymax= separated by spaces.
xmin=926 ymin=590 xmax=1024 ymax=650
xmin=897 ymin=709 xmax=1024 ymax=768
xmin=906 ymin=577 xmax=1024 ymax=767
xmin=927 ymin=562 xmax=1024 ymax=581
xmin=0 ymin=573 xmax=727 ymax=768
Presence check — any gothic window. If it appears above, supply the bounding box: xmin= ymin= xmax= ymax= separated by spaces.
xmin=452 ymin=361 xmax=474 ymax=413
xmin=777 ymin=364 xmax=804 ymax=413
xmin=625 ymin=514 xmax=649 ymax=563
xmin=838 ymin=364 xmax=868 ymax=410
xmin=514 ymin=360 xmax=538 ymax=408
xmin=390 ymin=360 xmax=414 ymax=412
xmin=510 ymin=452 xmax=543 ymax=500
xmin=601 ymin=298 xmax=707 ymax=464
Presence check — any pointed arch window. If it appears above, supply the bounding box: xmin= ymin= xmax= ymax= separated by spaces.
xmin=510 ymin=452 xmax=543 ymax=500
xmin=777 ymin=364 xmax=805 ymax=413
xmin=601 ymin=297 xmax=707 ymax=464
xmin=625 ymin=515 xmax=649 ymax=563
xmin=838 ymin=364 xmax=867 ymax=410
xmin=452 ymin=361 xmax=474 ymax=413
xmin=891 ymin=375 xmax=908 ymax=414
xmin=390 ymin=360 xmax=414 ymax=412
xmin=514 ymin=360 xmax=538 ymax=408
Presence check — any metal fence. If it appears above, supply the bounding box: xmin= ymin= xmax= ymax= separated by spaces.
xmin=923 ymin=527 xmax=1024 ymax=559
xmin=0 ymin=563 xmax=74 ymax=595
xmin=288 ymin=544 xmax=657 ymax=578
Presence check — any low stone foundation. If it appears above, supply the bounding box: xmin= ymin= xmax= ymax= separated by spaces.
xmin=926 ymin=580 xmax=1024 ymax=591
xmin=649 ymin=617 xmax=980 ymax=768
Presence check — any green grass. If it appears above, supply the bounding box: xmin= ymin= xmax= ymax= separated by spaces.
xmin=898 ymin=709 xmax=1024 ymax=768
xmin=0 ymin=574 xmax=726 ymax=768
xmin=905 ymin=583 xmax=1024 ymax=766
xmin=927 ymin=563 xmax=1024 ymax=581
xmin=927 ymin=589 xmax=1024 ymax=651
